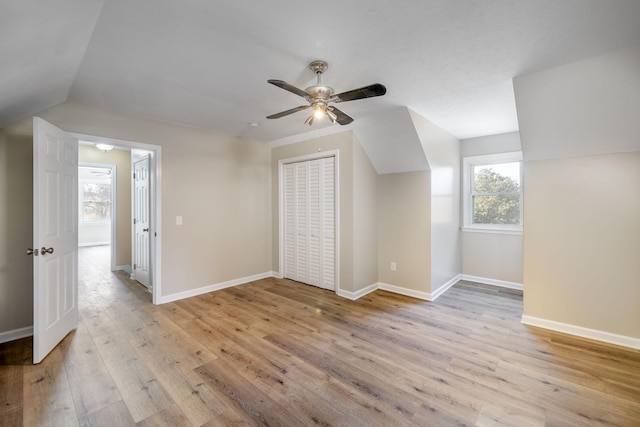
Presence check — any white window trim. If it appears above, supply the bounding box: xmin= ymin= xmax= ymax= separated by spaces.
xmin=462 ymin=151 xmax=523 ymax=235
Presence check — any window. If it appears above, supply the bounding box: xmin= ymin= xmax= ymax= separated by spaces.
xmin=462 ymin=152 xmax=523 ymax=233
xmin=79 ymin=166 xmax=112 ymax=223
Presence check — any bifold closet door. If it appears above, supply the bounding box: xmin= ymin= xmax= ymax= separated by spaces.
xmin=283 ymin=157 xmax=335 ymax=290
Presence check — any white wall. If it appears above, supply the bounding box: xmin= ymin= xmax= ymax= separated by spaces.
xmin=409 ymin=109 xmax=461 ymax=293
xmin=78 ymin=222 xmax=110 ymax=246
xmin=514 ymin=46 xmax=640 ymax=345
xmin=460 ymin=132 xmax=523 ymax=286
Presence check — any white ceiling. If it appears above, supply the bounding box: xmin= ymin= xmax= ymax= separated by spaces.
xmin=2 ymin=0 xmax=640 ymax=145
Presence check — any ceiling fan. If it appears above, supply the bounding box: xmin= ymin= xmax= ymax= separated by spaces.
xmin=266 ymin=60 xmax=386 ymax=126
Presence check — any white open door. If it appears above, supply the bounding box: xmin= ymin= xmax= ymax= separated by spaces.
xmin=32 ymin=117 xmax=78 ymax=364
xmin=132 ymin=155 xmax=151 ymax=288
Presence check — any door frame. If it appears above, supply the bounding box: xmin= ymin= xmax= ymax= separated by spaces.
xmin=73 ymin=132 xmax=162 ymax=305
xmin=78 ymin=162 xmax=117 ymax=271
xmin=278 ymin=150 xmax=340 ymax=292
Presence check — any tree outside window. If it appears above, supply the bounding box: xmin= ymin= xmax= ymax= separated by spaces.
xmin=82 ymin=182 xmax=111 ymax=222
xmin=472 ymin=163 xmax=520 ymax=225
xmin=463 ymin=152 xmax=523 ymax=232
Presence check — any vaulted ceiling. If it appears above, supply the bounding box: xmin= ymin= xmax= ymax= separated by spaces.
xmin=3 ymin=0 xmax=640 ymax=147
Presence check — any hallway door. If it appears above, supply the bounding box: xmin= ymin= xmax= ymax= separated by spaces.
xmin=133 ymin=155 xmax=151 ymax=288
xmin=32 ymin=117 xmax=78 ymax=363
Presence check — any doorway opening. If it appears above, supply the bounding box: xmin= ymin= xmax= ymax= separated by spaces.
xmin=75 ymin=134 xmax=162 ymax=304
xmin=78 ymin=163 xmax=116 ymax=269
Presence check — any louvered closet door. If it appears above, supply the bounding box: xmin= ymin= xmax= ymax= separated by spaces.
xmin=283 ymin=157 xmax=335 ymax=291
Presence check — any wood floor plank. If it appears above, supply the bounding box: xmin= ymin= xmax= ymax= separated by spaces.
xmin=78 ymin=400 xmax=136 ymax=427
xmin=4 ymin=246 xmax=640 ymax=426
xmin=57 ymin=323 xmax=122 ymax=419
xmin=92 ymin=331 xmax=173 ymax=423
xmin=22 ymin=345 xmax=79 ymax=427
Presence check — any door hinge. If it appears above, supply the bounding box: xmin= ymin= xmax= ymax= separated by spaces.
xmin=133 ymin=172 xmax=136 ymax=179
xmin=134 ymin=263 xmax=137 ymax=270
xmin=133 ymin=218 xmax=137 ymax=224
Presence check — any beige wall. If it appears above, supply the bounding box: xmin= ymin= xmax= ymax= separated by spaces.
xmin=377 ymin=171 xmax=431 ymax=292
xmin=271 ymin=132 xmax=355 ymax=291
xmin=462 ymin=232 xmax=523 ymax=284
xmin=5 ymin=102 xmax=272 ymax=301
xmin=0 ymin=130 xmax=34 ymax=335
xmin=460 ymin=132 xmax=523 ymax=285
xmin=523 ymin=153 xmax=640 ymax=337
xmin=352 ymin=135 xmax=378 ymax=290
xmin=515 ymin=46 xmax=640 ymax=341
xmin=78 ymin=146 xmax=131 ymax=267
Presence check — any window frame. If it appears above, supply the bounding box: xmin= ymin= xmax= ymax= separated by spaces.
xmin=462 ymin=151 xmax=523 ymax=235
xmin=78 ymin=169 xmax=113 ymax=225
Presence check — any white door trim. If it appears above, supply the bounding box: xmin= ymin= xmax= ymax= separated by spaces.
xmin=278 ymin=150 xmax=340 ymax=293
xmin=72 ymin=132 xmax=162 ymax=305
xmin=78 ymin=162 xmax=117 ymax=271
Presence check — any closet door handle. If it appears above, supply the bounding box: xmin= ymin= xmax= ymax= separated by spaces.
xmin=143 ymin=228 xmax=149 ymax=232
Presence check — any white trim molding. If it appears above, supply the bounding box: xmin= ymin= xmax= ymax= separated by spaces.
xmin=430 ymin=274 xmax=463 ymax=300
xmin=339 ymin=275 xmax=463 ymax=302
xmin=521 ymin=315 xmax=640 ymax=350
xmin=378 ymin=282 xmax=432 ymax=301
xmin=0 ymin=326 xmax=33 ymax=344
xmin=158 ymin=271 xmax=274 ymax=304
xmin=461 ymin=274 xmax=523 ymax=291
xmin=337 ymin=283 xmax=378 ymax=300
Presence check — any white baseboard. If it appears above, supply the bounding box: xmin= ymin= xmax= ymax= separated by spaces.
xmin=521 ymin=315 xmax=640 ymax=350
xmin=430 ymin=274 xmax=462 ymax=300
xmin=271 ymin=271 xmax=283 ymax=279
xmin=337 ymin=283 xmax=378 ymax=300
xmin=378 ymin=282 xmax=432 ymax=301
xmin=158 ymin=271 xmax=274 ymax=304
xmin=461 ymin=274 xmax=523 ymax=291
xmin=79 ymin=241 xmax=110 ymax=247
xmin=0 ymin=326 xmax=33 ymax=344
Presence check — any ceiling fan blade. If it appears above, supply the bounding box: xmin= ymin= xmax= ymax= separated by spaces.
xmin=328 ymin=106 xmax=354 ymax=125
xmin=332 ymin=83 xmax=387 ymax=103
xmin=266 ymin=105 xmax=310 ymax=119
xmin=268 ymin=79 xmax=309 ymax=98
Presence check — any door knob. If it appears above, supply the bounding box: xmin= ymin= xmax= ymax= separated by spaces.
xmin=26 ymin=248 xmax=38 ymax=256
xmin=41 ymin=247 xmax=54 ymax=255
xmin=143 ymin=228 xmax=149 ymax=232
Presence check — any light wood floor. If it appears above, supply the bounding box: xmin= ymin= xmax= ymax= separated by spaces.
xmin=1 ymin=246 xmax=639 ymax=426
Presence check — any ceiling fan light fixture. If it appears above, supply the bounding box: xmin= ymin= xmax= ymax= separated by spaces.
xmin=95 ymin=143 xmax=114 ymax=152
xmin=313 ymin=103 xmax=326 ymax=119
xmin=326 ymin=109 xmax=337 ymax=124
xmin=304 ymin=114 xmax=315 ymax=126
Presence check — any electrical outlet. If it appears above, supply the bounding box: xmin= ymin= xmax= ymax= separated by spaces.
xmin=176 ymin=216 xmax=183 ymax=225
xmin=390 ymin=262 xmax=397 ymax=272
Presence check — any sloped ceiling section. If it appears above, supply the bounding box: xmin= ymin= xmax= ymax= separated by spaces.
xmin=352 ymin=107 xmax=428 ymax=175
xmin=0 ymin=1 xmax=105 ymax=127
xmin=2 ymin=0 xmax=640 ymax=151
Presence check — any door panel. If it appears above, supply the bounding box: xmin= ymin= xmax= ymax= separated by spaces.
xmin=133 ymin=156 xmax=151 ymax=288
xmin=33 ymin=117 xmax=78 ymax=364
xmin=283 ymin=157 xmax=335 ymax=291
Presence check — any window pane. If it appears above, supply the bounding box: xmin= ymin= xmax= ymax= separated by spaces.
xmin=83 ymin=183 xmax=111 ymax=221
xmin=473 ymin=162 xmax=520 ymax=193
xmin=473 ymin=194 xmax=520 ymax=225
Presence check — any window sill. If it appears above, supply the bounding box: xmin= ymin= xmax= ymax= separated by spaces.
xmin=461 ymin=226 xmax=523 ymax=236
